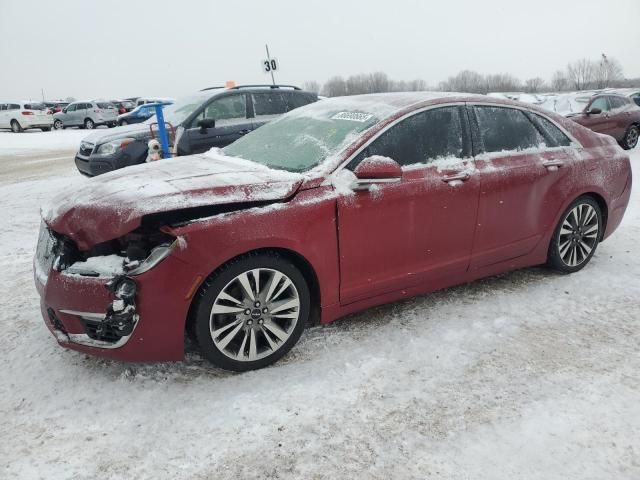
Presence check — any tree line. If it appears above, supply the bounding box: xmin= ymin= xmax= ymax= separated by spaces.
xmin=304 ymin=55 xmax=636 ymax=96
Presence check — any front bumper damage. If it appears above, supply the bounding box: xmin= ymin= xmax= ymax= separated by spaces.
xmin=35 ymin=228 xmax=200 ymax=362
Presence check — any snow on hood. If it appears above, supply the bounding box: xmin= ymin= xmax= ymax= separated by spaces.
xmin=43 ymin=150 xmax=304 ymax=249
xmin=82 ymin=123 xmax=151 ymax=144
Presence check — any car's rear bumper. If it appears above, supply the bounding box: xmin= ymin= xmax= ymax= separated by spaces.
xmin=35 ymin=253 xmax=199 ymax=362
xmin=21 ymin=117 xmax=53 ymax=128
xmin=603 ymin=168 xmax=632 ymax=240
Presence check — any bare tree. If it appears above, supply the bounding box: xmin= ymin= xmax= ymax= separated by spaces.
xmin=594 ymin=54 xmax=624 ymax=89
xmin=485 ymin=73 xmax=521 ymax=92
xmin=368 ymin=72 xmax=390 ymax=93
xmin=567 ymin=59 xmax=595 ymax=90
xmin=524 ymin=77 xmax=546 ymax=93
xmin=550 ymin=70 xmax=570 ymax=91
xmin=439 ymin=70 xmax=486 ymax=93
xmin=322 ymin=76 xmax=348 ymax=97
xmin=302 ymin=81 xmax=320 ymax=93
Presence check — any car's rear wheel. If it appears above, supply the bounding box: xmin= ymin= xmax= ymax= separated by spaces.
xmin=621 ymin=125 xmax=639 ymax=150
xmin=53 ymin=119 xmax=63 ymax=130
xmin=192 ymin=252 xmax=310 ymax=371
xmin=10 ymin=120 xmax=23 ymax=133
xmin=84 ymin=118 xmax=95 ymax=129
xmin=547 ymin=196 xmax=602 ymax=273
xmin=41 ymin=127 xmax=51 ymax=132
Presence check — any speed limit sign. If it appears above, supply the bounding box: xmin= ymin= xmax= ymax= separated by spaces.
xmin=262 ymin=58 xmax=278 ymax=73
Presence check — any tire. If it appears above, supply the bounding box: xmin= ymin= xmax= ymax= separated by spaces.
xmin=119 ymin=120 xmax=128 ymax=126
xmin=10 ymin=120 xmax=23 ymax=133
xmin=192 ymin=252 xmax=310 ymax=371
xmin=621 ymin=125 xmax=639 ymax=150
xmin=53 ymin=120 xmax=63 ymax=130
xmin=547 ymin=196 xmax=602 ymax=273
xmin=84 ymin=118 xmax=95 ymax=129
xmin=41 ymin=127 xmax=51 ymax=132
xmin=108 ymin=122 xmax=116 ymax=128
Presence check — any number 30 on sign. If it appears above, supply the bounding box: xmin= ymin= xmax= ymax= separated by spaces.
xmin=262 ymin=58 xmax=278 ymax=73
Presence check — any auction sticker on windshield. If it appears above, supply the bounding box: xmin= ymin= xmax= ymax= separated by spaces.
xmin=331 ymin=112 xmax=374 ymax=122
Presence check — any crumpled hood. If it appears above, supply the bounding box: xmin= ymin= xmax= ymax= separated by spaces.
xmin=43 ymin=152 xmax=304 ymax=250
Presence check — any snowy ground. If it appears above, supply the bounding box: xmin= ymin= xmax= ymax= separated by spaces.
xmin=0 ymin=132 xmax=639 ymax=479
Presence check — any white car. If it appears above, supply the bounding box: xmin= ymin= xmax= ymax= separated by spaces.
xmin=0 ymin=102 xmax=53 ymax=132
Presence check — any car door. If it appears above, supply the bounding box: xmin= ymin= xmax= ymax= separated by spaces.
xmin=468 ymin=104 xmax=576 ymax=270
xmin=608 ymin=96 xmax=633 ymax=141
xmin=577 ymin=96 xmax=617 ymax=137
xmin=336 ymin=105 xmax=480 ymax=304
xmin=64 ymin=103 xmax=78 ymax=125
xmin=0 ymin=104 xmax=6 ymax=128
xmin=184 ymin=93 xmax=250 ymax=154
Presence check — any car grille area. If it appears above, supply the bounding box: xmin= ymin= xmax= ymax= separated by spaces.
xmin=81 ymin=318 xmax=121 ymax=344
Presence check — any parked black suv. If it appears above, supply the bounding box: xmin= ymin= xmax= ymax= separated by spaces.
xmin=74 ymin=85 xmax=318 ymax=176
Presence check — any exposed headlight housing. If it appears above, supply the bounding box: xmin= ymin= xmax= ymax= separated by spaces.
xmin=96 ymin=138 xmax=135 ymax=155
xmin=126 ymin=242 xmax=177 ymax=276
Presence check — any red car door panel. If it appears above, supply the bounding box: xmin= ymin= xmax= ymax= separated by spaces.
xmin=471 ymin=148 xmax=575 ymax=269
xmin=337 ymin=161 xmax=479 ymax=304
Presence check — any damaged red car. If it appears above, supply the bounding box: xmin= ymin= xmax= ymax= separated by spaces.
xmin=35 ymin=93 xmax=632 ymax=371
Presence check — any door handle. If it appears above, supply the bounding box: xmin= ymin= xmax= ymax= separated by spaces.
xmin=441 ymin=172 xmax=470 ymax=184
xmin=238 ymin=129 xmax=251 ymax=135
xmin=542 ymin=159 xmax=564 ymax=170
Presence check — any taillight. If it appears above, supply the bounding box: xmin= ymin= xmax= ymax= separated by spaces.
xmin=21 ymin=111 xmax=34 ymax=116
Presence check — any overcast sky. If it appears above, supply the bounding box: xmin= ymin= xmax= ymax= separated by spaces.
xmin=1 ymin=0 xmax=638 ymax=101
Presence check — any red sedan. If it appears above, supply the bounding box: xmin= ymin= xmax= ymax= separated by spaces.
xmin=35 ymin=93 xmax=632 ymax=371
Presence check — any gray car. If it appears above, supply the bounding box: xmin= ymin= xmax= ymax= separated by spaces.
xmin=52 ymin=101 xmax=118 ymax=130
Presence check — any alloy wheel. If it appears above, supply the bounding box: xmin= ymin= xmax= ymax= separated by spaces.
xmin=626 ymin=126 xmax=639 ymax=149
xmin=209 ymin=268 xmax=301 ymax=362
xmin=85 ymin=119 xmax=94 ymax=129
xmin=53 ymin=120 xmax=63 ymax=130
xmin=557 ymin=203 xmax=599 ymax=267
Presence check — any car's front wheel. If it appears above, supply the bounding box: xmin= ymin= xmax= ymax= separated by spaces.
xmin=119 ymin=120 xmax=128 ymax=126
xmin=621 ymin=124 xmax=639 ymax=150
xmin=548 ymin=196 xmax=602 ymax=273
xmin=192 ymin=252 xmax=310 ymax=371
xmin=53 ymin=119 xmax=63 ymax=130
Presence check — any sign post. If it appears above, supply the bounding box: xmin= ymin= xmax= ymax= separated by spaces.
xmin=263 ymin=44 xmax=277 ymax=85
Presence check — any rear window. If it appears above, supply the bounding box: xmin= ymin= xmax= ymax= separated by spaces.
xmin=253 ymin=93 xmax=287 ymax=116
xmin=97 ymin=102 xmax=114 ymax=109
xmin=24 ymin=103 xmax=46 ymax=110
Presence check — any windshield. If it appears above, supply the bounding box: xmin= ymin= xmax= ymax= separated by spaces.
xmin=145 ymin=91 xmax=210 ymax=126
xmin=224 ymin=106 xmax=380 ymax=172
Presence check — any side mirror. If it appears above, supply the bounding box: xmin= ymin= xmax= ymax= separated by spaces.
xmin=197 ymin=118 xmax=216 ymax=133
xmin=352 ymin=155 xmax=402 ymax=190
xmin=586 ymin=107 xmax=602 ymax=115
xmin=62 ymin=108 xmax=67 ymax=113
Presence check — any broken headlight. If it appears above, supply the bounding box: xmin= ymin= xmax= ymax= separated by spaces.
xmin=125 ymin=242 xmax=177 ymax=276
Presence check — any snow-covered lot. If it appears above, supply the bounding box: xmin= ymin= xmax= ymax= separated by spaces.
xmin=0 ymin=132 xmax=639 ymax=479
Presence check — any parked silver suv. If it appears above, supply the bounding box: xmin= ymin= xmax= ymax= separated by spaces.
xmin=52 ymin=101 xmax=118 ymax=130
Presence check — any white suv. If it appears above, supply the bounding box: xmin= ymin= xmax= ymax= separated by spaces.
xmin=52 ymin=101 xmax=119 ymax=130
xmin=0 ymin=102 xmax=53 ymax=132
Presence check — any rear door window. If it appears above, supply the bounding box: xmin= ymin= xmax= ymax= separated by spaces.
xmin=608 ymin=96 xmax=627 ymax=110
xmin=474 ymin=106 xmax=547 ymax=153
xmin=253 ymin=93 xmax=287 ymax=117
xmin=528 ymin=114 xmax=572 ymax=147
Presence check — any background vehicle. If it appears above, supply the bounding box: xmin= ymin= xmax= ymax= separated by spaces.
xmin=38 ymin=93 xmax=631 ymax=371
xmin=74 ymin=85 xmax=318 ymax=176
xmin=117 ymin=101 xmax=173 ymax=126
xmin=568 ymin=93 xmax=640 ymax=149
xmin=136 ymin=97 xmax=174 ymax=106
xmin=0 ymin=102 xmax=53 ymax=132
xmin=44 ymin=101 xmax=70 ymax=114
xmin=110 ymin=100 xmax=136 ymax=115
xmin=52 ymin=101 xmax=118 ymax=130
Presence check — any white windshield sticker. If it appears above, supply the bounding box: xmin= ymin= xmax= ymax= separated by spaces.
xmin=331 ymin=111 xmax=374 ymax=122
